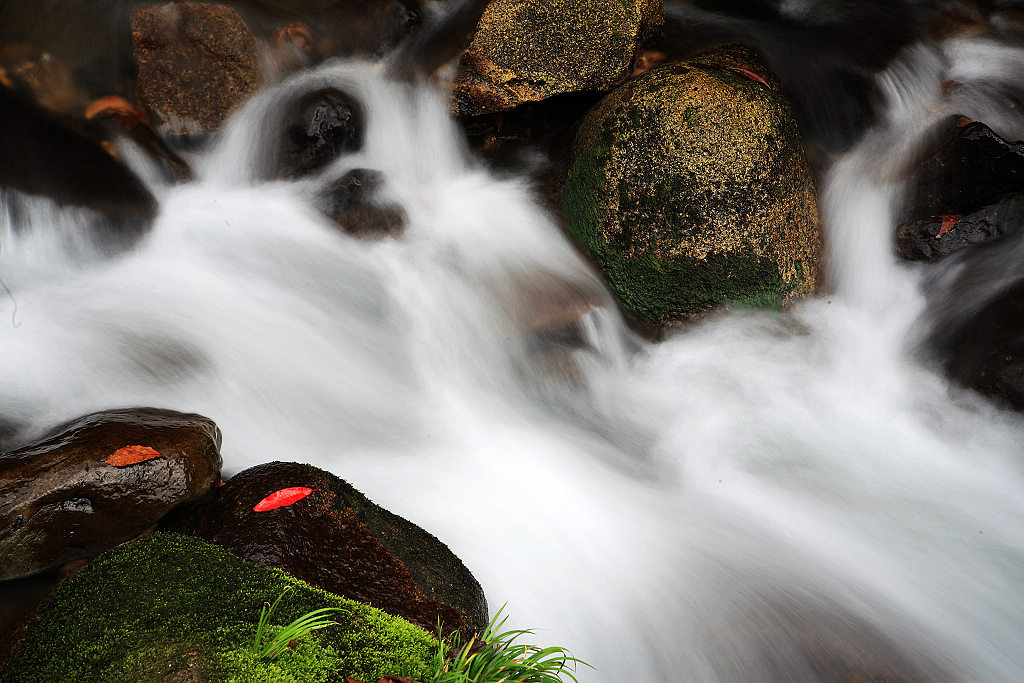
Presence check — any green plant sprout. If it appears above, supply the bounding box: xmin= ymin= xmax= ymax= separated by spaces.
xmin=426 ymin=605 xmax=592 ymax=683
xmin=254 ymin=585 xmax=340 ymax=660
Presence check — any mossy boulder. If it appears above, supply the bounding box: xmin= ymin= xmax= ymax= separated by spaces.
xmin=452 ymin=0 xmax=663 ymax=117
xmin=1 ymin=532 xmax=438 ymax=682
xmin=562 ymin=45 xmax=822 ymax=325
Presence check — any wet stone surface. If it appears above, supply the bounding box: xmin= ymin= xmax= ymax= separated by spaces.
xmin=278 ymin=87 xmax=365 ymax=178
xmin=0 ymin=408 xmax=222 ymax=580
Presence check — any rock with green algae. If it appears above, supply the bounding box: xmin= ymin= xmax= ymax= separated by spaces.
xmin=0 ymin=532 xmax=438 ymax=683
xmin=452 ymin=0 xmax=663 ymax=117
xmin=561 ymin=44 xmax=822 ymax=326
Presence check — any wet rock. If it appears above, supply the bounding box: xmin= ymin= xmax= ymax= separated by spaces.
xmin=277 ymin=88 xmax=365 ymax=178
xmin=0 ymin=45 xmax=86 ymax=116
xmin=313 ymin=0 xmax=422 ymax=59
xmin=0 ymin=408 xmax=222 ymax=580
xmin=902 ymin=118 xmax=1024 ymax=222
xmin=944 ymin=279 xmax=1024 ymax=411
xmin=0 ymin=84 xmax=157 ymax=246
xmin=130 ymin=1 xmax=260 ymax=135
xmin=561 ymin=44 xmax=822 ymax=326
xmin=896 ymin=193 xmax=1024 ymax=261
xmin=320 ymin=169 xmax=406 ymax=238
xmin=452 ymin=0 xmax=664 ymax=117
xmin=85 ymin=96 xmax=194 ymax=182
xmin=161 ymin=461 xmax=487 ymax=638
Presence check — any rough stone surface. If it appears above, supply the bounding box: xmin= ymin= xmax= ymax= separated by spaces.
xmin=161 ymin=461 xmax=487 ymax=638
xmin=902 ymin=118 xmax=1024 ymax=222
xmin=896 ymin=193 xmax=1024 ymax=261
xmin=130 ymin=1 xmax=260 ymax=134
xmin=0 ymin=408 xmax=222 ymax=580
xmin=320 ymin=169 xmax=406 ymax=238
xmin=277 ymin=87 xmax=365 ymax=178
xmin=562 ymin=44 xmax=822 ymax=325
xmin=452 ymin=0 xmax=663 ymax=117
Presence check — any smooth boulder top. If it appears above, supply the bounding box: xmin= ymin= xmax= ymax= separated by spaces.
xmin=0 ymin=408 xmax=222 ymax=580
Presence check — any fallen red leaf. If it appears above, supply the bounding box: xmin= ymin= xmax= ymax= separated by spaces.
xmin=105 ymin=445 xmax=162 ymax=467
xmin=936 ymin=214 xmax=961 ymax=237
xmin=253 ymin=487 xmax=318 ymax=511
xmin=727 ymin=66 xmax=769 ymax=87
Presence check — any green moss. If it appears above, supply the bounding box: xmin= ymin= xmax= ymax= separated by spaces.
xmin=2 ymin=533 xmax=437 ymax=683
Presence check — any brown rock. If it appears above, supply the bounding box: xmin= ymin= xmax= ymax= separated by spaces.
xmin=320 ymin=169 xmax=406 ymax=239
xmin=452 ymin=0 xmax=663 ymax=117
xmin=130 ymin=2 xmax=260 ymax=135
xmin=161 ymin=461 xmax=488 ymax=638
xmin=0 ymin=45 xmax=86 ymax=116
xmin=0 ymin=408 xmax=222 ymax=580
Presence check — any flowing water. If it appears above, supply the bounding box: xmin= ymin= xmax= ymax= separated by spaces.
xmin=3 ymin=37 xmax=1024 ymax=682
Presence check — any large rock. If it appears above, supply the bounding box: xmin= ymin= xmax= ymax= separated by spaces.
xmin=130 ymin=1 xmax=260 ymax=135
xmin=161 ymin=462 xmax=487 ymax=638
xmin=1 ymin=533 xmax=437 ymax=682
xmin=0 ymin=408 xmax=222 ymax=580
xmin=562 ymin=44 xmax=822 ymax=325
xmin=452 ymin=0 xmax=663 ymax=117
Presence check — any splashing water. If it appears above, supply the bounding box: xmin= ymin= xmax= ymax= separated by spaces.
xmin=3 ymin=42 xmax=1024 ymax=681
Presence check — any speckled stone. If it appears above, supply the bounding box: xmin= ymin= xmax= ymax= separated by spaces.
xmin=562 ymin=45 xmax=822 ymax=326
xmin=452 ymin=0 xmax=663 ymax=116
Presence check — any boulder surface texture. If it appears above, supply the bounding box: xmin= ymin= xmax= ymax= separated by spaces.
xmin=131 ymin=1 xmax=260 ymax=134
xmin=1 ymin=532 xmax=437 ymax=682
xmin=562 ymin=44 xmax=822 ymax=325
xmin=161 ymin=461 xmax=488 ymax=638
xmin=453 ymin=0 xmax=663 ymax=116
xmin=0 ymin=408 xmax=221 ymax=580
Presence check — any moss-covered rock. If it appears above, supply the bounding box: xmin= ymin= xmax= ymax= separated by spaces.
xmin=452 ymin=0 xmax=663 ymax=117
xmin=561 ymin=45 xmax=822 ymax=326
xmin=1 ymin=532 xmax=437 ymax=682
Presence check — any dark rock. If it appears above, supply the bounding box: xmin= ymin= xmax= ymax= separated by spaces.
xmin=896 ymin=193 xmax=1024 ymax=261
xmin=0 ymin=408 xmax=222 ymax=580
xmin=130 ymin=2 xmax=260 ymax=135
xmin=902 ymin=118 xmax=1024 ymax=222
xmin=278 ymin=88 xmax=364 ymax=178
xmin=452 ymin=0 xmax=663 ymax=117
xmin=0 ymin=84 xmax=157 ymax=248
xmin=0 ymin=45 xmax=86 ymax=116
xmin=945 ymin=279 xmax=1024 ymax=411
xmin=561 ymin=44 xmax=821 ymax=326
xmin=320 ymin=169 xmax=406 ymax=238
xmin=313 ymin=0 xmax=422 ymax=59
xmin=161 ymin=461 xmax=487 ymax=638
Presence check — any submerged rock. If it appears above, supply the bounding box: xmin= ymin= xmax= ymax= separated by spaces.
xmin=452 ymin=0 xmax=663 ymax=116
xmin=277 ymin=87 xmax=365 ymax=178
xmin=130 ymin=1 xmax=260 ymax=135
xmin=562 ymin=44 xmax=821 ymax=326
xmin=1 ymin=532 xmax=437 ymax=682
xmin=161 ymin=461 xmax=487 ymax=638
xmin=0 ymin=408 xmax=222 ymax=580
xmin=896 ymin=193 xmax=1024 ymax=261
xmin=320 ymin=169 xmax=406 ymax=238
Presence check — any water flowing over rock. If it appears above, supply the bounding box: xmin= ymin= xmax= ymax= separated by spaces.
xmin=130 ymin=1 xmax=260 ymax=135
xmin=161 ymin=461 xmax=487 ymax=638
xmin=0 ymin=409 xmax=222 ymax=580
xmin=562 ymin=44 xmax=821 ymax=325
xmin=313 ymin=0 xmax=423 ymax=59
xmin=452 ymin=0 xmax=663 ymax=116
xmin=276 ymin=87 xmax=365 ymax=178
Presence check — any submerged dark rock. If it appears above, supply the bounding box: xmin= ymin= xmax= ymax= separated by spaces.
xmin=320 ymin=169 xmax=406 ymax=238
xmin=278 ymin=88 xmax=365 ymax=178
xmin=161 ymin=461 xmax=487 ymax=638
xmin=896 ymin=193 xmax=1024 ymax=261
xmin=0 ymin=408 xmax=222 ymax=580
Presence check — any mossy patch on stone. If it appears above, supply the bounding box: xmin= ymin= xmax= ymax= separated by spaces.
xmin=453 ymin=0 xmax=663 ymax=116
xmin=1 ymin=533 xmax=437 ymax=683
xmin=562 ymin=45 xmax=822 ymax=325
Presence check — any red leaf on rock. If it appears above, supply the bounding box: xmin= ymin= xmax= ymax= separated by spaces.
xmin=105 ymin=445 xmax=162 ymax=466
xmin=253 ymin=487 xmax=318 ymax=511
xmin=728 ymin=66 xmax=769 ymax=86
xmin=937 ymin=214 xmax=961 ymax=238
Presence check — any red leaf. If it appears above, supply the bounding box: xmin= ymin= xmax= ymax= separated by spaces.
xmin=936 ymin=215 xmax=961 ymax=238
xmin=728 ymin=66 xmax=769 ymax=87
xmin=253 ymin=487 xmax=318 ymax=511
xmin=105 ymin=445 xmax=162 ymax=467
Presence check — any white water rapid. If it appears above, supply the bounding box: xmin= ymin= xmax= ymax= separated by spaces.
xmin=3 ymin=42 xmax=1024 ymax=681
